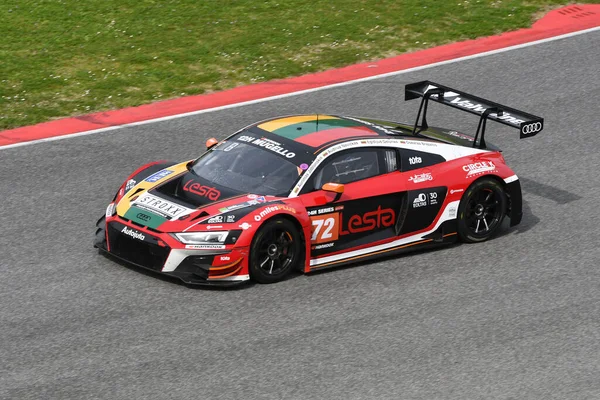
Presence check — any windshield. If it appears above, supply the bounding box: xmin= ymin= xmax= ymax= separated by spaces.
xmin=191 ymin=141 xmax=301 ymax=196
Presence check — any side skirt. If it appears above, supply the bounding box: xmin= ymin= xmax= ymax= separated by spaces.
xmin=308 ymin=221 xmax=458 ymax=272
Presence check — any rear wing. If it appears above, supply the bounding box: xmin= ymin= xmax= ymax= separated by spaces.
xmin=405 ymin=80 xmax=544 ymax=149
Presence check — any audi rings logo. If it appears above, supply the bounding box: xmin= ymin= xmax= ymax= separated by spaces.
xmin=136 ymin=213 xmax=151 ymax=222
xmin=521 ymin=122 xmax=542 ymax=135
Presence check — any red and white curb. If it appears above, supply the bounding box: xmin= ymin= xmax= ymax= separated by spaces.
xmin=1 ymin=4 xmax=598 ymax=150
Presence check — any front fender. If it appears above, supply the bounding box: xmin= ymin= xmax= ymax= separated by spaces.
xmin=112 ymin=160 xmax=175 ymax=202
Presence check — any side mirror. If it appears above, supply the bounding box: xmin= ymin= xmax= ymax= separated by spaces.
xmin=322 ymin=182 xmax=344 ymax=202
xmin=206 ymin=138 xmax=219 ymax=150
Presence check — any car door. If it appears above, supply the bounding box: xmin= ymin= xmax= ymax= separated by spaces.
xmin=298 ymin=147 xmax=406 ymax=258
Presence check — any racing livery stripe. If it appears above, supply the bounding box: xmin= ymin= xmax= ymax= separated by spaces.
xmin=294 ymin=126 xmax=377 ymax=147
xmin=309 ymin=201 xmax=460 ymax=267
xmin=268 ymin=118 xmax=365 ymax=140
xmin=258 ymin=115 xmax=338 ymax=133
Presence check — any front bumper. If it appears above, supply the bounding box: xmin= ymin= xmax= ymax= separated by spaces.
xmin=95 ymin=218 xmax=250 ymax=286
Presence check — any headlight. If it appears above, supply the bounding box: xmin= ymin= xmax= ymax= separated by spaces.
xmin=173 ymin=231 xmax=229 ymax=244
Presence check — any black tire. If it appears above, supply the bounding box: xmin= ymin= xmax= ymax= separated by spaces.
xmin=94 ymin=215 xmax=107 ymax=248
xmin=457 ymin=178 xmax=507 ymax=243
xmin=249 ymin=218 xmax=302 ymax=284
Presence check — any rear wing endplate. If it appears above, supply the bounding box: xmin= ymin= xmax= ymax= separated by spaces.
xmin=405 ymin=81 xmax=544 ymax=148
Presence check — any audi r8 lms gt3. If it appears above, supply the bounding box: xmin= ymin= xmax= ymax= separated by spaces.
xmin=94 ymin=81 xmax=543 ymax=286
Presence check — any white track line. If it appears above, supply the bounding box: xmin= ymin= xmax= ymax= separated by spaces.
xmin=1 ymin=26 xmax=599 ymax=151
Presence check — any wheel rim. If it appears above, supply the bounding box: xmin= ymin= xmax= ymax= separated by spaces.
xmin=464 ymin=187 xmax=503 ymax=237
xmin=256 ymin=228 xmax=296 ymax=276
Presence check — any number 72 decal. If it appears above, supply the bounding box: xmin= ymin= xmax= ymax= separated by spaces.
xmin=310 ymin=213 xmax=340 ymax=244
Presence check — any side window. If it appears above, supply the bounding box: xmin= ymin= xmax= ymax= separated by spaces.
xmin=312 ymin=149 xmax=381 ymax=190
xmin=399 ymin=149 xmax=445 ymax=172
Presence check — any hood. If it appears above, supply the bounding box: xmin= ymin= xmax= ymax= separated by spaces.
xmin=115 ymin=162 xmax=283 ymax=232
xmin=153 ymin=171 xmax=242 ymax=208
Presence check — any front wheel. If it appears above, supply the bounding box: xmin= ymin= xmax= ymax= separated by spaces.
xmin=249 ymin=218 xmax=302 ymax=284
xmin=457 ymin=178 xmax=507 ymax=243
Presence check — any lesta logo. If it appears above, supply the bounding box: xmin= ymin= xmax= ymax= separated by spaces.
xmin=183 ymin=180 xmax=221 ymax=201
xmin=340 ymin=206 xmax=395 ymax=235
xmin=310 ymin=206 xmax=396 ymax=244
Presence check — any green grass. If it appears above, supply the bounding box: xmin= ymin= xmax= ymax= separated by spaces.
xmin=0 ymin=0 xmax=590 ymax=129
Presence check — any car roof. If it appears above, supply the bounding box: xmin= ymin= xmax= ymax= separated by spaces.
xmin=253 ymin=115 xmax=389 ymax=148
xmin=246 ymin=114 xmax=476 ymax=161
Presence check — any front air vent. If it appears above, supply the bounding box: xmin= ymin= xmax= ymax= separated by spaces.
xmin=188 ymin=211 xmax=210 ymax=222
xmin=128 ymin=188 xmax=144 ymax=198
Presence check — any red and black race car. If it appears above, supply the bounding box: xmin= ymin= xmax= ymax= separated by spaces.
xmin=94 ymin=81 xmax=543 ymax=286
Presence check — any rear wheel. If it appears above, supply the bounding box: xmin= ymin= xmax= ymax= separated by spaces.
xmin=249 ymin=218 xmax=302 ymax=284
xmin=457 ymin=178 xmax=507 ymax=243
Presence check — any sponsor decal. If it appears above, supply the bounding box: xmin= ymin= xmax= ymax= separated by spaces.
xmin=254 ymin=205 xmax=281 ymax=222
xmin=307 ymin=206 xmax=336 ymax=216
xmin=183 ymin=180 xmax=221 ymax=201
xmin=311 ymin=213 xmax=340 ymax=243
xmin=449 ymin=205 xmax=457 ymax=218
xmin=239 ymin=222 xmax=252 ymax=230
xmin=300 ymin=163 xmax=309 ymax=170
xmin=237 ymin=135 xmax=296 ymax=158
xmin=428 ymin=192 xmax=438 ymax=205
xmin=135 ymin=193 xmax=189 ymax=218
xmin=449 ymin=98 xmax=525 ymax=125
xmin=412 ymin=191 xmax=439 ymax=208
xmin=408 ymin=172 xmax=433 ymax=183
xmin=145 ymin=169 xmax=173 ymax=183
xmin=340 ymin=206 xmax=395 ymax=235
xmin=313 ymin=242 xmax=334 ymax=250
xmin=206 ymin=225 xmax=223 ymax=230
xmin=125 ymin=179 xmax=136 ymax=191
xmin=223 ymin=142 xmax=239 ymax=152
xmin=207 ymin=216 xmax=223 ymax=224
xmin=217 ymin=198 xmax=263 ymax=213
xmin=185 ymin=244 xmax=226 ymax=250
xmin=343 ymin=116 xmax=395 ymax=135
xmin=462 ymin=161 xmax=496 ymax=177
xmin=424 ymin=86 xmax=527 ymax=126
xmin=247 ymin=194 xmax=257 ymax=199
xmin=446 ymin=131 xmax=473 ymax=141
xmin=450 ymin=189 xmax=464 ymax=195
xmin=254 ymin=205 xmax=296 ymax=222
xmin=219 ymin=256 xmax=231 ymax=261
xmin=219 ymin=203 xmax=248 ymax=213
xmin=413 ymin=193 xmax=427 ymax=208
xmin=521 ymin=122 xmax=542 ymax=135
xmin=408 ymin=156 xmax=422 ymax=165
xmin=121 ymin=226 xmax=145 ymax=241
xmin=226 ymin=215 xmax=236 ymax=223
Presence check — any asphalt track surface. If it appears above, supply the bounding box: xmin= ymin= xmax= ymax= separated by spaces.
xmin=2 ymin=30 xmax=600 ymax=400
